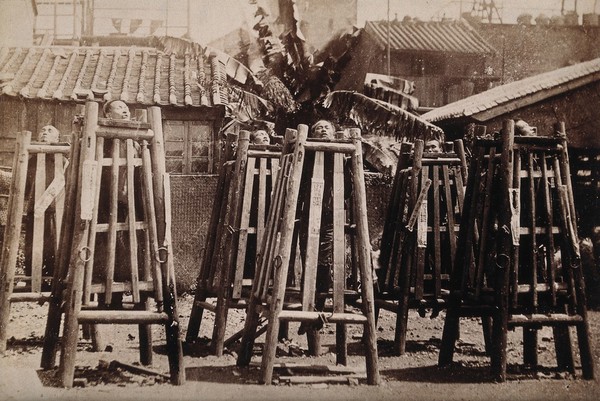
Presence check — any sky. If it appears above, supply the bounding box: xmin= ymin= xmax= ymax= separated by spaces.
xmin=189 ymin=0 xmax=600 ymax=44
xmin=357 ymin=0 xmax=599 ymax=24
xmin=32 ymin=0 xmax=600 ymax=44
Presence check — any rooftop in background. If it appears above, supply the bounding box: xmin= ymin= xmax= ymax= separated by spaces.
xmin=0 ymin=45 xmax=228 ymax=108
xmin=422 ymin=57 xmax=600 ymax=123
xmin=364 ymin=19 xmax=496 ymax=55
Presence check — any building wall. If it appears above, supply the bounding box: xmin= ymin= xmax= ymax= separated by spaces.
xmin=334 ymin=31 xmax=492 ymax=107
xmin=0 ymin=99 xmax=77 ymax=167
xmin=477 ymin=23 xmax=600 ymax=84
xmin=334 ymin=32 xmax=381 ymax=92
xmin=0 ymin=0 xmax=35 ymax=47
xmin=455 ymin=81 xmax=600 ymax=150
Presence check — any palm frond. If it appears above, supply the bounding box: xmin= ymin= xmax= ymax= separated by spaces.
xmin=322 ymin=91 xmax=444 ymax=141
xmin=228 ymin=85 xmax=274 ymax=121
xmin=259 ymin=72 xmax=298 ymax=113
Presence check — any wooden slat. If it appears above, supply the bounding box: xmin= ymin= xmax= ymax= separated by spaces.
xmin=474 ymin=147 xmax=497 ymax=297
xmin=27 ymin=144 xmax=70 ymax=154
xmin=256 ymin=157 xmax=268 ymax=254
xmin=126 ymin=139 xmax=140 ymax=302
xmin=348 ymin=128 xmax=380 ymax=385
xmin=53 ymin=153 xmax=65 ymax=252
xmin=541 ymin=153 xmax=557 ymax=305
xmin=304 ymin=141 xmax=355 ymax=154
xmin=301 ymin=151 xmax=325 ymax=311
xmin=508 ymin=314 xmax=584 ymax=325
xmin=510 ymin=150 xmax=521 ymax=307
xmin=255 ymin=155 xmax=290 ymax=300
xmin=388 ymin=170 xmax=409 ymax=290
xmin=104 ymin=139 xmax=120 ymax=305
xmin=83 ymin=136 xmax=105 ymax=305
xmin=208 ymin=165 xmax=233 ymax=290
xmin=414 ymin=166 xmax=428 ymax=300
xmin=89 ymin=280 xmax=155 ymax=294
xmin=78 ymin=310 xmax=169 ymax=324
xmin=9 ymin=292 xmax=51 ymax=302
xmin=432 ymin=165 xmax=442 ymax=298
xmin=277 ymin=310 xmax=368 ymax=324
xmin=98 ymin=118 xmax=151 ymax=130
xmin=94 ymin=221 xmax=146 ymax=232
xmin=442 ymin=164 xmax=457 ymax=273
xmin=96 ymin=127 xmax=154 ymax=141
xmin=332 ymin=152 xmax=346 ymax=313
xmin=259 ymin=126 xmax=308 ymax=384
xmin=233 ymin=156 xmax=255 ymax=298
xmin=517 ymin=282 xmax=568 ymax=293
xmin=140 ymin=141 xmax=162 ymax=303
xmin=0 ymin=132 xmax=32 ymax=352
xmin=527 ymin=152 xmax=538 ymax=309
xmin=271 ymin=157 xmax=280 ymax=183
xmin=31 ymin=153 xmax=46 ymax=292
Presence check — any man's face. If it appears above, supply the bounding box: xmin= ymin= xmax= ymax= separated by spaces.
xmin=252 ymin=130 xmax=271 ymax=145
xmin=311 ymin=120 xmax=334 ymax=139
xmin=107 ymin=101 xmax=131 ymax=120
xmin=38 ymin=125 xmax=59 ymax=143
xmin=425 ymin=140 xmax=441 ymax=153
xmin=515 ymin=120 xmax=536 ymax=136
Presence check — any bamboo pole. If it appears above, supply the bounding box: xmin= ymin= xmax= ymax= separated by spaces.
xmin=41 ymin=127 xmax=81 ymax=369
xmin=349 ymin=128 xmax=380 ymax=385
xmin=104 ymin=139 xmax=120 ymax=305
xmin=490 ymin=119 xmax=515 ymax=382
xmin=126 ymin=139 xmax=140 ymax=303
xmin=212 ymin=130 xmax=250 ymax=356
xmin=59 ymin=101 xmax=98 ymax=387
xmin=148 ymin=106 xmax=185 ymax=385
xmin=260 ymin=125 xmax=308 ymax=384
xmin=0 ymin=131 xmax=31 ymax=352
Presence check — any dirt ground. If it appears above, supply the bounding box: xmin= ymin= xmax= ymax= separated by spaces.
xmin=1 ymin=293 xmax=600 ymax=401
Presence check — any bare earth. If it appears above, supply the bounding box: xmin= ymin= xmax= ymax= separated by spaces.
xmin=1 ymin=293 xmax=599 ymax=401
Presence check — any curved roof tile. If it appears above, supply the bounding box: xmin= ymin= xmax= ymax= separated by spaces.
xmin=0 ymin=45 xmax=228 ymax=108
xmin=365 ymin=19 xmax=496 ymax=54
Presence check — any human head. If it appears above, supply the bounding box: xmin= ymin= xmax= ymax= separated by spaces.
xmin=103 ymin=100 xmax=131 ymax=120
xmin=310 ymin=120 xmax=335 ymax=139
xmin=515 ymin=119 xmax=536 ymax=136
xmin=424 ymin=139 xmax=441 ymax=153
xmin=250 ymin=130 xmax=271 ymax=145
xmin=38 ymin=125 xmax=60 ymax=143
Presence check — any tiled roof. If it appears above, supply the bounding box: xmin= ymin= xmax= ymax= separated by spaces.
xmin=0 ymin=46 xmax=228 ymax=107
xmin=423 ymin=57 xmax=600 ymax=123
xmin=364 ymin=19 xmax=496 ymax=54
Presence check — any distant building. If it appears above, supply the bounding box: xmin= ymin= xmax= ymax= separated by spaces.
xmin=0 ymin=0 xmax=37 ymax=46
xmin=335 ymin=19 xmax=499 ymax=108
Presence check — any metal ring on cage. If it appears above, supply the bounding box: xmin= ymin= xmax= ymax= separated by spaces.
xmin=79 ymin=246 xmax=92 ymax=262
xmin=155 ymin=246 xmax=169 ymax=263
